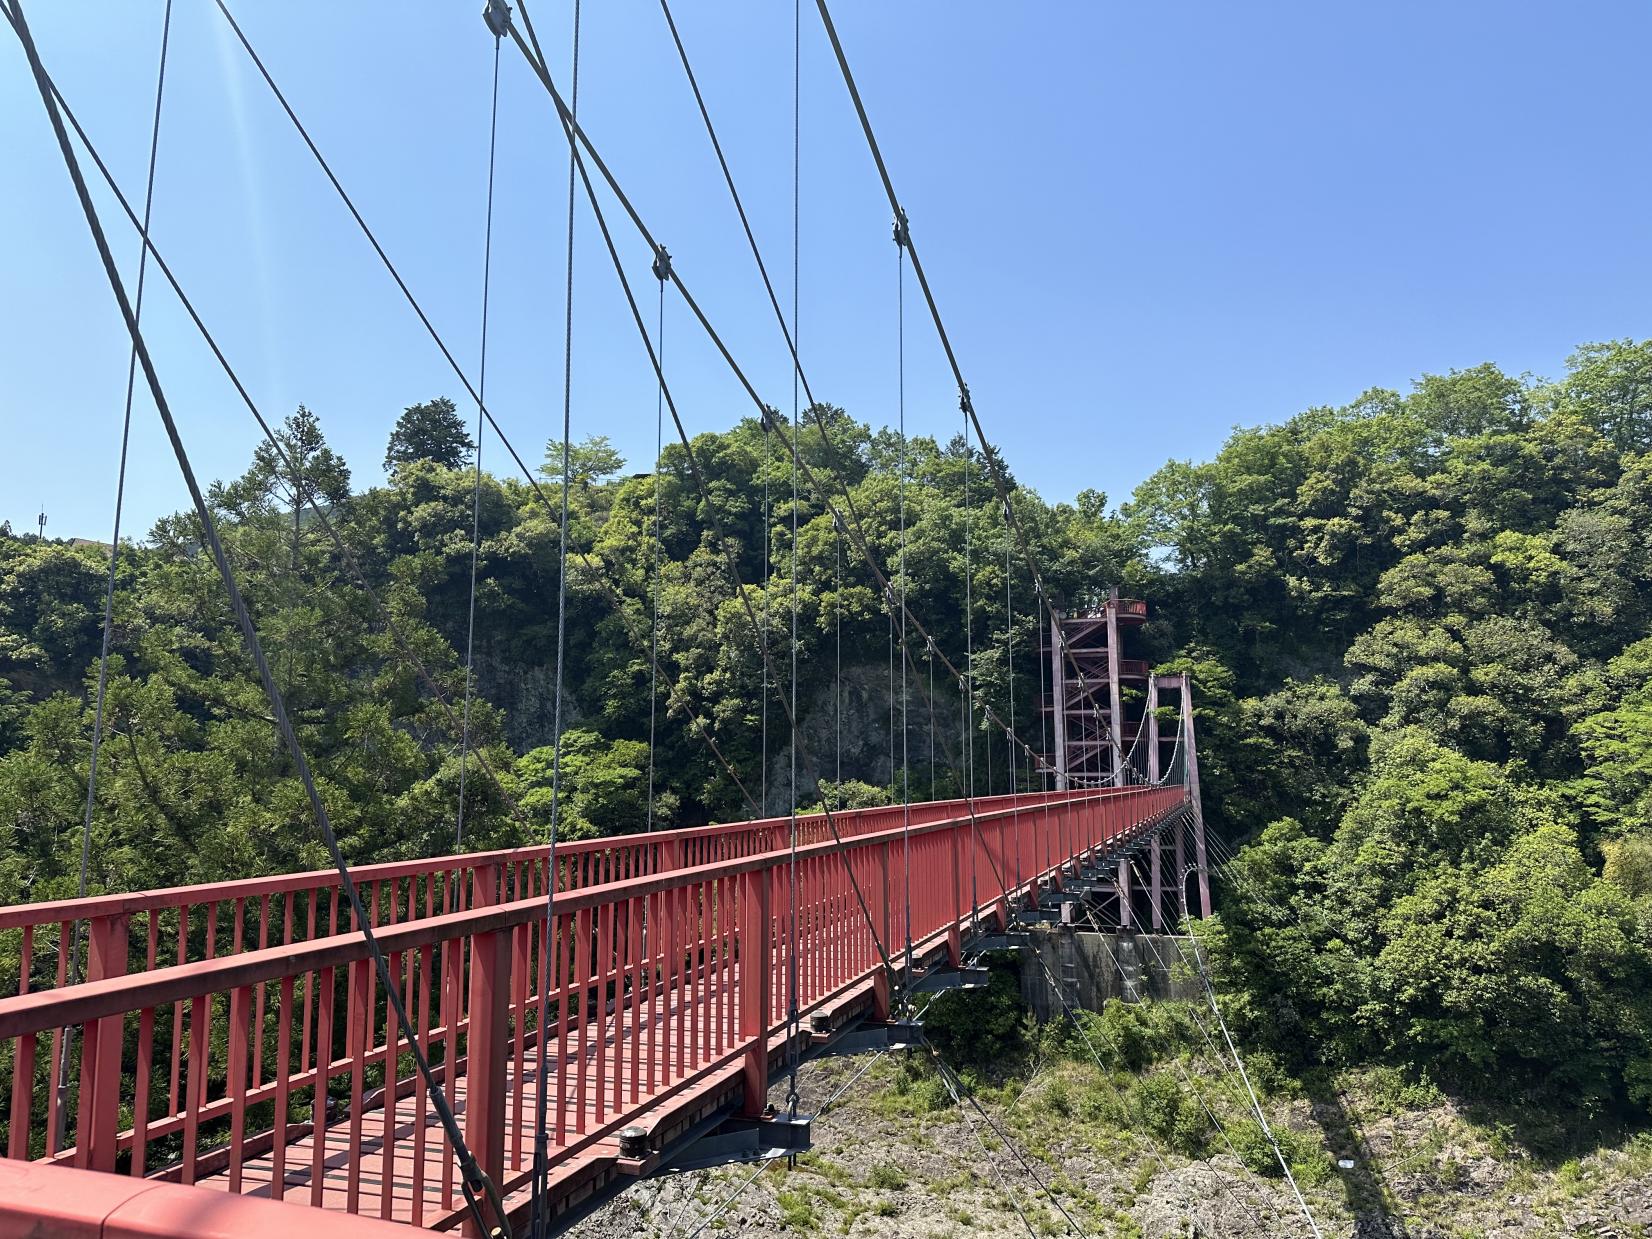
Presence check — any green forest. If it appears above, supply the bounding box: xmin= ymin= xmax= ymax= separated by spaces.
xmin=4 ymin=337 xmax=1651 ymax=1128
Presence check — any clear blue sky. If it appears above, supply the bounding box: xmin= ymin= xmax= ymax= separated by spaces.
xmin=4 ymin=2 xmax=1649 ymax=542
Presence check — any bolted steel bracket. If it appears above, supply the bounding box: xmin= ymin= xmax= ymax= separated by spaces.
xmin=662 ymin=1114 xmax=812 ymax=1173
xmin=482 ymin=0 xmax=511 ymax=38
xmin=815 ymin=1019 xmax=924 ymax=1058
xmin=970 ymin=932 xmax=1033 ymax=954
xmin=1012 ymin=905 xmax=1065 ymax=926
xmin=909 ymin=965 xmax=989 ymax=995
xmin=1055 ymin=877 xmax=1111 ymax=897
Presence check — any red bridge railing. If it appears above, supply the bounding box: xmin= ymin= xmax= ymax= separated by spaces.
xmin=0 ymin=784 xmax=1185 ymax=1232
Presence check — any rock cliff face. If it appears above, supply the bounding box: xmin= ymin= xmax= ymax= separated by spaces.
xmin=477 ymin=644 xmax=983 ymax=819
xmin=475 ymin=646 xmax=576 ymax=755
xmin=752 ymin=662 xmax=970 ymax=817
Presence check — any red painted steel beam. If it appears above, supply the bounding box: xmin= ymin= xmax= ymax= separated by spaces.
xmin=0 ymin=790 xmax=1065 ymax=932
xmin=0 ymin=1159 xmax=410 ymax=1238
xmin=0 ymin=792 xmax=1159 ymax=1042
xmin=0 ymin=785 xmax=1191 ymax=1235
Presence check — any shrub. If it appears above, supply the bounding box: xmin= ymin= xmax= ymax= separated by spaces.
xmin=922 ymin=954 xmax=1031 ymax=1072
xmin=865 ymin=1163 xmax=907 ymax=1191
xmin=1131 ymin=1071 xmax=1210 ymax=1156
xmin=776 ymin=1189 xmax=817 ymax=1232
xmin=1226 ymin=1118 xmax=1331 ymax=1184
xmin=1045 ymin=1078 xmax=1073 ymax=1117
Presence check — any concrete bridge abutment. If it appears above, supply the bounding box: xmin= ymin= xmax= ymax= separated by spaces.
xmin=1014 ymin=928 xmax=1201 ymax=1021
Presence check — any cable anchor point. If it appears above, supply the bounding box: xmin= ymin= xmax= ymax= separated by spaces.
xmin=482 ymin=0 xmax=512 ymax=38
xmin=651 ymin=243 xmax=673 ymax=283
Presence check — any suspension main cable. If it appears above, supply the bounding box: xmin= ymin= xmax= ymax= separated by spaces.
xmin=201 ymin=0 xmax=756 ymax=824
xmin=23 ymin=0 xmax=760 ymax=911
xmin=75 ymin=0 xmax=170 ymax=924
xmin=512 ymin=2 xmax=903 ymax=993
xmin=456 ymin=28 xmax=503 ymax=851
xmin=812 ymin=0 xmax=1127 ymax=769
xmin=7 ymin=4 xmax=506 ymax=1230
xmin=655 ymin=0 xmax=866 ymax=546
xmin=519 ymin=4 xmax=1136 ymax=1001
xmin=56 ymin=0 xmax=173 ymax=1154
xmin=27 ymin=43 xmax=548 ymax=843
xmin=658 ymin=0 xmax=975 ymax=774
xmin=501 ymin=8 xmax=1078 ymax=792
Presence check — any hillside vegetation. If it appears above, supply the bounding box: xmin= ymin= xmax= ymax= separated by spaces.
xmin=4 ymin=340 xmax=1652 ymax=1139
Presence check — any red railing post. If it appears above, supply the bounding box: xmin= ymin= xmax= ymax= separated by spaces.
xmin=879 ymin=842 xmax=893 ymax=963
xmin=464 ymin=865 xmax=509 ymax=1238
xmin=79 ymin=912 xmax=128 ymax=1173
xmin=872 ymin=836 xmax=894 ymax=1020
xmin=738 ymin=866 xmax=772 ymax=1117
xmin=946 ymin=826 xmax=963 ymax=964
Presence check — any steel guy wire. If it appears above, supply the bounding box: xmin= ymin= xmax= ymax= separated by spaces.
xmin=455 ymin=28 xmax=503 ymax=851
xmin=530 ymin=0 xmax=582 ymax=1226
xmin=10 ymin=4 xmax=506 ymax=1229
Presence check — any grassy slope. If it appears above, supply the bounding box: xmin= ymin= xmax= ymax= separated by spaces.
xmin=572 ymin=1001 xmax=1652 ymax=1238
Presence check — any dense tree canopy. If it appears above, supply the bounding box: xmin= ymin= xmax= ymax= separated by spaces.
xmin=4 ymin=337 xmax=1652 ymax=1119
xmin=1138 ymin=339 xmax=1652 ymax=1116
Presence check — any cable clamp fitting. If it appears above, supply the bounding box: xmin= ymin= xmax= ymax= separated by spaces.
xmin=892 ymin=207 xmax=910 ymax=249
xmin=651 ymin=244 xmax=673 ymax=283
xmin=482 ymin=0 xmax=512 ymax=38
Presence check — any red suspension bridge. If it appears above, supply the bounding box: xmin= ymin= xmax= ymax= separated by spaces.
xmin=0 ymin=0 xmax=1263 ymax=1233
xmin=0 ymin=780 xmax=1202 ymax=1236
